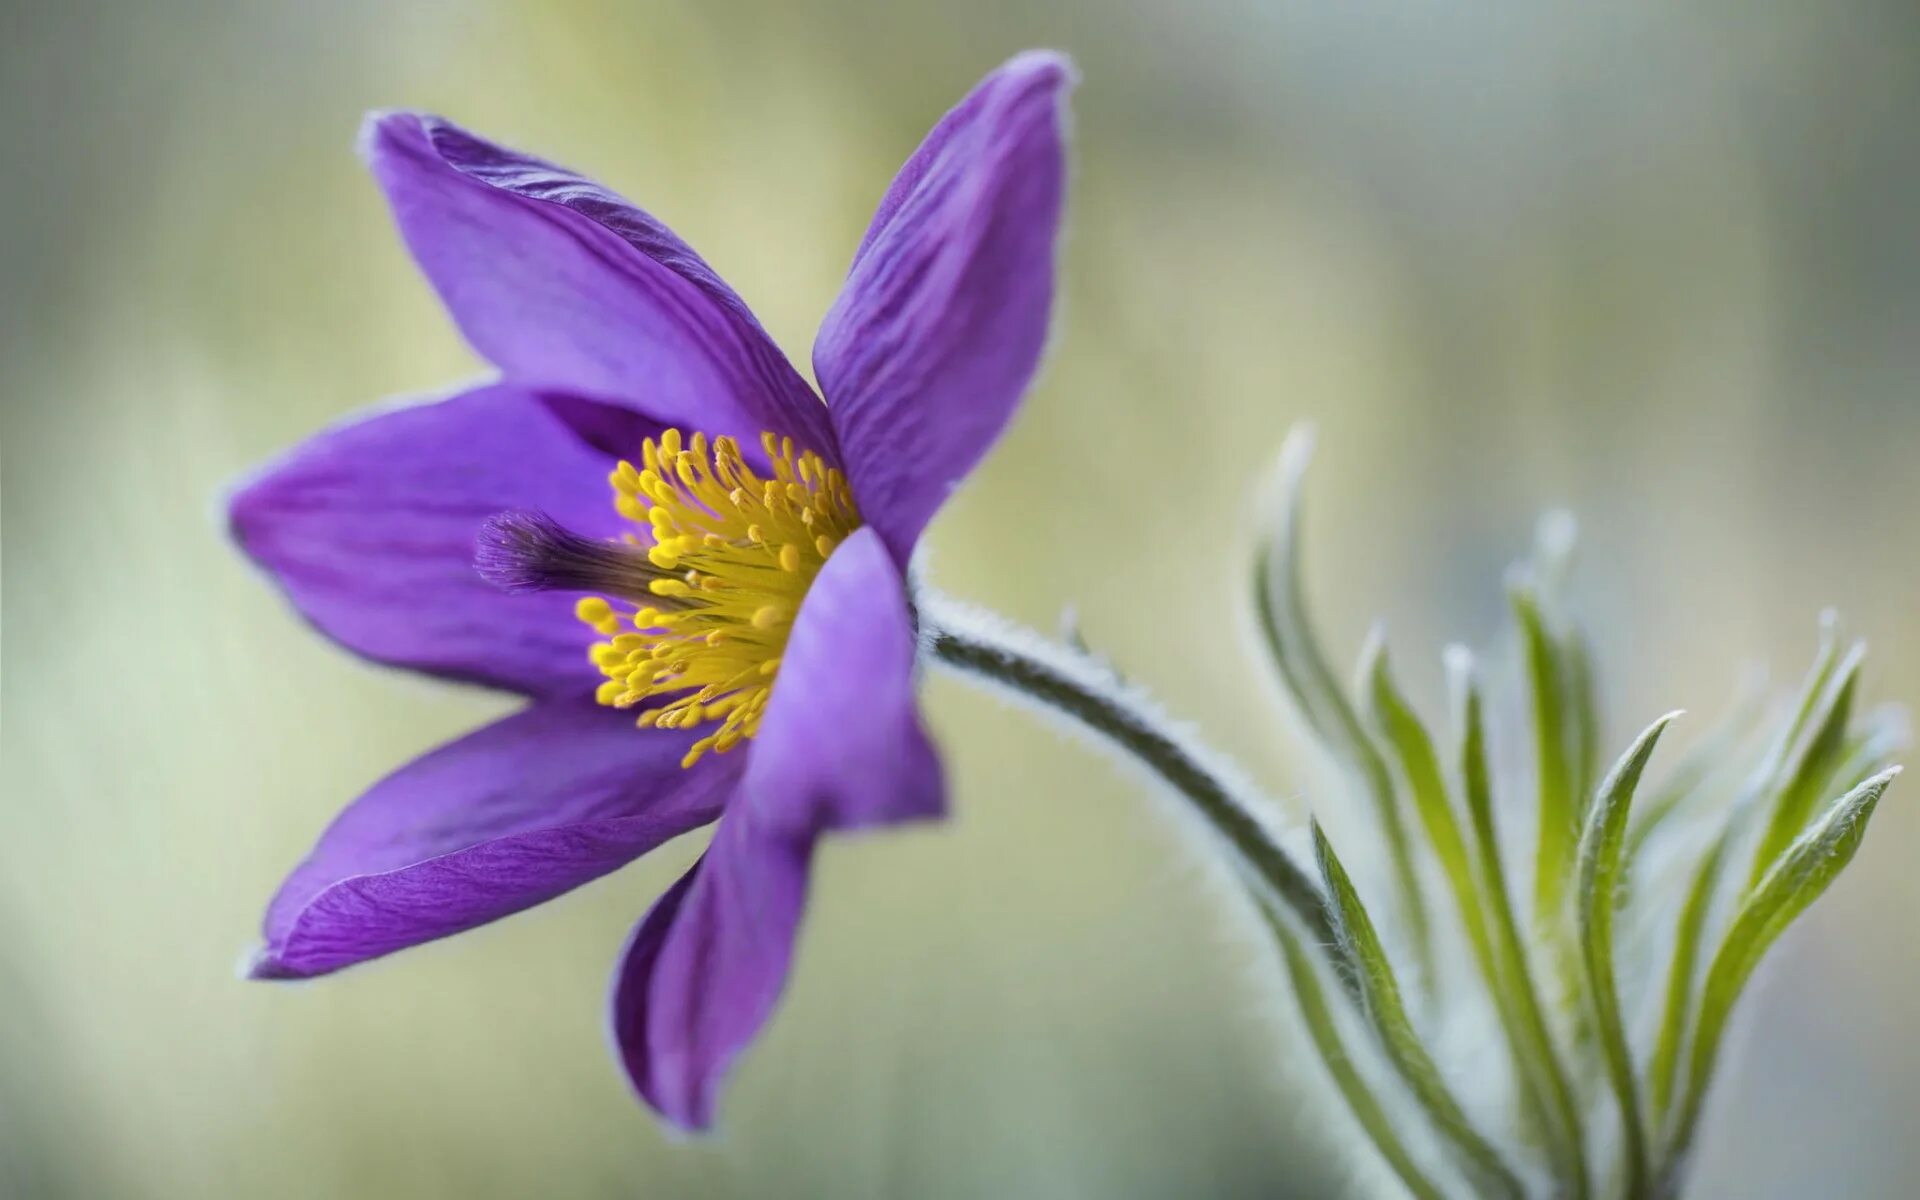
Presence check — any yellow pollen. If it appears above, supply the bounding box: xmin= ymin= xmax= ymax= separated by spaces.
xmin=578 ymin=429 xmax=861 ymax=768
xmin=574 ymin=596 xmax=622 ymax=636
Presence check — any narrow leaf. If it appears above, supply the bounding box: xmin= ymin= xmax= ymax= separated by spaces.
xmin=1528 ymin=513 xmax=1601 ymax=806
xmin=1510 ymin=578 xmax=1597 ymax=1103
xmin=1740 ymin=617 xmax=1844 ymax=816
xmin=1663 ymin=768 xmax=1900 ymax=1181
xmin=1253 ymin=426 xmax=1430 ymax=975
xmin=1643 ymin=629 xmax=1848 ymax=1131
xmin=1746 ymin=643 xmax=1863 ymax=887
xmin=1830 ymin=704 xmax=1910 ymax=794
xmin=1448 ymin=649 xmax=1591 ymax=1199
xmin=1260 ymin=903 xmax=1448 ymax=1200
xmin=1511 ymin=580 xmax=1577 ymax=936
xmin=1626 ymin=669 xmax=1767 ymax=870
xmin=1314 ymin=823 xmax=1526 ymax=1199
xmin=1647 ymin=832 xmax=1726 ymax=1123
xmin=1576 ymin=712 xmax=1681 ymax=1195
xmin=1563 ymin=627 xmax=1602 ymax=815
xmin=1363 ymin=635 xmax=1500 ymax=990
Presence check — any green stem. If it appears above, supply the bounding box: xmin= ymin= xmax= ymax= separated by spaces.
xmin=923 ymin=604 xmax=1337 ymax=957
xmin=925 ymin=600 xmax=1461 ymax=1192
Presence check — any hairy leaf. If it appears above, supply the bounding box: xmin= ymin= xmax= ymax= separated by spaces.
xmin=1831 ymin=704 xmax=1910 ymax=794
xmin=1510 ymin=580 xmax=1578 ymax=936
xmin=1563 ymin=627 xmax=1602 ymax=817
xmin=1363 ymin=636 xmax=1500 ymax=990
xmin=1746 ymin=643 xmax=1863 ymax=887
xmin=1663 ymin=769 xmax=1899 ymax=1180
xmin=1449 ymin=649 xmax=1590 ymax=1198
xmin=1262 ymin=904 xmax=1447 ymax=1200
xmin=1576 ymin=712 xmax=1680 ymax=1195
xmin=1315 ymin=823 xmax=1525 ymax=1199
xmin=1254 ymin=427 xmax=1430 ymax=974
xmin=1626 ymin=670 xmax=1766 ymax=870
xmin=1647 ymin=831 xmax=1726 ymax=1124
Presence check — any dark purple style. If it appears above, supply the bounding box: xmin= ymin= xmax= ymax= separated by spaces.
xmin=230 ymin=51 xmax=1072 ymax=1129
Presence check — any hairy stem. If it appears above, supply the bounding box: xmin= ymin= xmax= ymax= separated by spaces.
xmin=922 ymin=598 xmax=1335 ymax=950
xmin=922 ymin=596 xmax=1474 ymax=1191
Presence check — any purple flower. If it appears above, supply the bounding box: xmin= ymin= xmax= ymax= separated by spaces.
xmin=230 ymin=51 xmax=1072 ymax=1130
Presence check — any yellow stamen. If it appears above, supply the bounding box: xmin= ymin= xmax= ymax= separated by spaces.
xmin=577 ymin=430 xmax=861 ymax=767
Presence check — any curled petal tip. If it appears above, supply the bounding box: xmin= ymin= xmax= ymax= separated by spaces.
xmin=653 ymin=1103 xmax=719 ymax=1140
xmin=1000 ymin=48 xmax=1080 ymax=88
xmin=242 ymin=945 xmax=304 ymax=981
xmin=355 ymin=108 xmax=423 ymax=161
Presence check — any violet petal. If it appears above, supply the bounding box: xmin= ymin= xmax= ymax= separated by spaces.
xmin=364 ymin=112 xmax=836 ymax=457
xmin=254 ymin=696 xmax=733 ymax=979
xmin=813 ymin=52 xmax=1072 ymax=564
xmin=605 ymin=824 xmax=801 ymax=1131
xmin=608 ymin=527 xmax=942 ymax=1129
xmin=738 ymin=526 xmax=944 ymax=835
xmin=228 ymin=383 xmax=655 ymax=696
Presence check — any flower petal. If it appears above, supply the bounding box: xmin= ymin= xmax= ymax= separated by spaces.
xmin=739 ymin=525 xmax=944 ymax=835
xmin=253 ymin=696 xmax=732 ymax=979
xmin=606 ymin=824 xmax=801 ymax=1131
xmin=608 ymin=527 xmax=942 ymax=1128
xmin=364 ymin=112 xmax=835 ymax=456
xmin=812 ymin=52 xmax=1072 ymax=564
xmin=229 ymin=384 xmax=652 ymax=696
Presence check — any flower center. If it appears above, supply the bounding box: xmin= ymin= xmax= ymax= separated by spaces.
xmin=575 ymin=429 xmax=860 ymax=768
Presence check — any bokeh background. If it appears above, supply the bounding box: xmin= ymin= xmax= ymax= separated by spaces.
xmin=4 ymin=2 xmax=1917 ymax=1196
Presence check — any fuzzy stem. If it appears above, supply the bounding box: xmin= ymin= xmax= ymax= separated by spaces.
xmin=921 ymin=597 xmax=1335 ymax=951
xmin=922 ymin=596 xmax=1463 ymax=1192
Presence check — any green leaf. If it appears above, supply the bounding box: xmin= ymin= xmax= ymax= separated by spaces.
xmin=1576 ymin=712 xmax=1681 ymax=1196
xmin=1741 ymin=618 xmax=1844 ymax=814
xmin=1314 ymin=822 xmax=1526 ymax=1199
xmin=1253 ymin=426 xmax=1431 ymax=977
xmin=1626 ymin=670 xmax=1766 ymax=870
xmin=1646 ymin=832 xmax=1726 ymax=1124
xmin=1746 ymin=643 xmax=1863 ymax=887
xmin=1563 ymin=626 xmax=1603 ymax=816
xmin=1448 ymin=649 xmax=1591 ymax=1199
xmin=1645 ymin=626 xmax=1856 ymax=1136
xmin=1663 ymin=768 xmax=1900 ymax=1181
xmin=1509 ymin=576 xmax=1601 ymax=1116
xmin=1260 ymin=903 xmax=1448 ymax=1200
xmin=1362 ymin=635 xmax=1500 ymax=991
xmin=1510 ymin=579 xmax=1578 ymax=936
xmin=1830 ymin=704 xmax=1909 ymax=794
xmin=1517 ymin=512 xmax=1605 ymax=909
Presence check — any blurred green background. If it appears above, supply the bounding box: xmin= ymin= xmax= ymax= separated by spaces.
xmin=4 ymin=2 xmax=1917 ymax=1196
